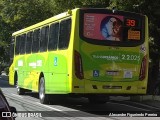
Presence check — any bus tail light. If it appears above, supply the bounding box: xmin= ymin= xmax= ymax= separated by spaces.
xmin=74 ymin=50 xmax=84 ymax=79
xmin=139 ymin=56 xmax=147 ymax=81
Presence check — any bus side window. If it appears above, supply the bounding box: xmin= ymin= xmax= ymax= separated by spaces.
xmin=20 ymin=34 xmax=26 ymax=54
xmin=32 ymin=29 xmax=40 ymax=53
xmin=26 ymin=32 xmax=33 ymax=54
xmin=15 ymin=36 xmax=20 ymax=55
xmin=40 ymin=26 xmax=49 ymax=52
xmin=48 ymin=23 xmax=59 ymax=51
xmin=58 ymin=19 xmax=71 ymax=49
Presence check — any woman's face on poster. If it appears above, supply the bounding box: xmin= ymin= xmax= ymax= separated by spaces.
xmin=105 ymin=17 xmax=122 ymax=37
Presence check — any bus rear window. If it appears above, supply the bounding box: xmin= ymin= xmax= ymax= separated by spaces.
xmin=80 ymin=9 xmax=145 ymax=46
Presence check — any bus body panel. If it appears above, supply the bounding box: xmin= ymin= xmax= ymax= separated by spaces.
xmin=9 ymin=8 xmax=148 ymax=97
xmin=72 ymin=40 xmax=148 ymax=94
xmin=72 ymin=9 xmax=148 ymax=94
xmin=9 ymin=64 xmax=14 ymax=85
xmin=11 ymin=51 xmax=71 ymax=93
xmin=9 ymin=9 xmax=76 ymax=94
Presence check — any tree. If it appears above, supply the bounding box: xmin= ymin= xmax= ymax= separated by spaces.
xmin=0 ymin=0 xmax=54 ymax=30
xmin=0 ymin=0 xmax=160 ymax=73
xmin=0 ymin=0 xmax=110 ymax=71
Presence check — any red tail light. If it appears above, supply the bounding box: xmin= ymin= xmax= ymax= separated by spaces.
xmin=74 ymin=50 xmax=84 ymax=79
xmin=139 ymin=56 xmax=147 ymax=80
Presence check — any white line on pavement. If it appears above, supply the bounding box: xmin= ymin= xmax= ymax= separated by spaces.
xmin=35 ymin=102 xmax=62 ymax=111
xmin=11 ymin=93 xmax=23 ymax=98
xmin=108 ymin=101 xmax=150 ymax=111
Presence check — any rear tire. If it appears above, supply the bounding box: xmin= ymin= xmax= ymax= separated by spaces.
xmin=39 ymin=77 xmax=50 ymax=104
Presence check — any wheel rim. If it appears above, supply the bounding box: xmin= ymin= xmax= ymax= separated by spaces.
xmin=16 ymin=78 xmax=19 ymax=93
xmin=17 ymin=86 xmax=20 ymax=92
xmin=16 ymin=80 xmax=18 ymax=88
xmin=39 ymin=80 xmax=44 ymax=100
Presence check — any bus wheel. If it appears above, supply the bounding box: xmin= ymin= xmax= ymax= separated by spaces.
xmin=88 ymin=95 xmax=108 ymax=104
xmin=17 ymin=86 xmax=25 ymax=95
xmin=39 ymin=77 xmax=49 ymax=104
xmin=16 ymin=77 xmax=25 ymax=95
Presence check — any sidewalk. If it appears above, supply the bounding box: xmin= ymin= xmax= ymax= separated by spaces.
xmin=143 ymin=100 xmax=160 ymax=108
xmin=130 ymin=95 xmax=160 ymax=109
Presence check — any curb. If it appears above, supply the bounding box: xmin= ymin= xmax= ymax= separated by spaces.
xmin=130 ymin=95 xmax=160 ymax=102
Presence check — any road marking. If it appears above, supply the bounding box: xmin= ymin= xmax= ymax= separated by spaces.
xmin=36 ymin=102 xmax=62 ymax=111
xmin=108 ymin=101 xmax=150 ymax=111
xmin=125 ymin=101 xmax=160 ymax=110
xmin=1 ymin=89 xmax=22 ymax=98
xmin=11 ymin=93 xmax=23 ymax=98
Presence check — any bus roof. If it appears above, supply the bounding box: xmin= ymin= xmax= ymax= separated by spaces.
xmin=12 ymin=8 xmax=79 ymax=36
xmin=12 ymin=8 xmax=145 ymax=36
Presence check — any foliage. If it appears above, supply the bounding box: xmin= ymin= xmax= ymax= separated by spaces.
xmin=0 ymin=0 xmax=159 ymax=70
xmin=0 ymin=0 xmax=110 ymax=71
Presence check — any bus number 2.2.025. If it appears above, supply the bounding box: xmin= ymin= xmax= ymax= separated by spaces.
xmin=121 ymin=54 xmax=140 ymax=61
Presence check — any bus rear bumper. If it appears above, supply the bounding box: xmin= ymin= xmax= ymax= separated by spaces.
xmin=72 ymin=81 xmax=147 ymax=94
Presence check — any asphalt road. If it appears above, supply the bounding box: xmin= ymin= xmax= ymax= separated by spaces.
xmin=1 ymin=77 xmax=160 ymax=120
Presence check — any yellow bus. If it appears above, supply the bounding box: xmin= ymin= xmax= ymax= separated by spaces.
xmin=9 ymin=8 xmax=149 ymax=104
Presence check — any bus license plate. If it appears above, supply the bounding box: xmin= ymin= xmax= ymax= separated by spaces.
xmin=107 ymin=71 xmax=119 ymax=76
xmin=124 ymin=71 xmax=132 ymax=78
